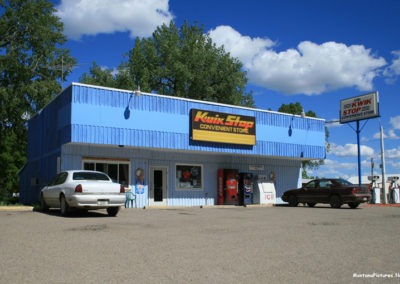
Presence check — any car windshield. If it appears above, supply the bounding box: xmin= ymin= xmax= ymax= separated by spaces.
xmin=73 ymin=172 xmax=110 ymax=181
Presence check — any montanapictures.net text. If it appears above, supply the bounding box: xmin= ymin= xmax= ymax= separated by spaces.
xmin=353 ymin=272 xmax=400 ymax=278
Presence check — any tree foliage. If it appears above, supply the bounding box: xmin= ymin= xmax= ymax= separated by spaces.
xmin=81 ymin=21 xmax=254 ymax=107
xmin=0 ymin=0 xmax=76 ymax=202
xmin=278 ymin=102 xmax=330 ymax=179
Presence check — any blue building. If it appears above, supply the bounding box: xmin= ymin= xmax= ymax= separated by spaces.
xmin=19 ymin=83 xmax=326 ymax=206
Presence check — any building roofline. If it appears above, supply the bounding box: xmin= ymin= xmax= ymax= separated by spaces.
xmin=31 ymin=82 xmax=326 ymax=122
xmin=72 ymin=82 xmax=325 ymax=121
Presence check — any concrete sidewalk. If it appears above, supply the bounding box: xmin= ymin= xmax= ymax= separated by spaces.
xmin=0 ymin=205 xmax=34 ymax=211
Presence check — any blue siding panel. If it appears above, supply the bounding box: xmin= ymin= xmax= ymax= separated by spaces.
xmin=69 ymin=83 xmax=326 ymax=159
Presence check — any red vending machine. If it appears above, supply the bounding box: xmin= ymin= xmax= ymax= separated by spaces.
xmin=217 ymin=169 xmax=224 ymax=205
xmin=217 ymin=169 xmax=239 ymax=205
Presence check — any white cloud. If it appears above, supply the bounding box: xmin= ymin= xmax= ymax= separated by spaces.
xmin=373 ymin=128 xmax=399 ymax=140
xmin=330 ymin=143 xmax=375 ymax=157
xmin=373 ymin=131 xmax=385 ymax=139
xmin=384 ymin=50 xmax=400 ymax=83
xmin=207 ymin=26 xmax=276 ymax=65
xmin=311 ymin=159 xmax=355 ymax=179
xmin=209 ymin=26 xmax=386 ymax=95
xmin=56 ymin=0 xmax=174 ymax=40
xmin=387 ymin=160 xmax=400 ymax=169
xmin=361 ymin=136 xmax=369 ymax=142
xmin=386 ymin=147 xmax=400 ymax=159
xmin=390 ymin=116 xmax=400 ymax=130
xmin=325 ymin=119 xmax=342 ymax=128
xmin=372 ymin=116 xmax=400 ymax=140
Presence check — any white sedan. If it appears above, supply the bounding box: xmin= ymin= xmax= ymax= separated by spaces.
xmin=39 ymin=170 xmax=126 ymax=216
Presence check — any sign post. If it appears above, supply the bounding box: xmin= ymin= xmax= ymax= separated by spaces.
xmin=340 ymin=92 xmax=380 ymax=187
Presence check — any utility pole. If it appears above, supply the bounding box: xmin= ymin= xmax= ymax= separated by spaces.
xmin=380 ymin=122 xmax=387 ymax=203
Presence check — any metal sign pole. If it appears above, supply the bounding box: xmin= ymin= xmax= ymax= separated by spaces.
xmin=356 ymin=120 xmax=362 ymax=187
xmin=340 ymin=92 xmax=379 ymax=188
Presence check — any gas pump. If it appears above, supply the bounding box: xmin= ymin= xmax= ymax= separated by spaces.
xmin=368 ymin=175 xmax=380 ymax=204
xmin=388 ymin=176 xmax=399 ymax=204
xmin=239 ymin=173 xmax=253 ymax=206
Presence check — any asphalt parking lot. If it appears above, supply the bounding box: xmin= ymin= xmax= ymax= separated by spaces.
xmin=1 ymin=204 xmax=400 ymax=283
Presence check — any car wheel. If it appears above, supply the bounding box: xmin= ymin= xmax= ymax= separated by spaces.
xmin=288 ymin=195 xmax=298 ymax=207
xmin=60 ymin=195 xmax=70 ymax=216
xmin=307 ymin=203 xmax=316 ymax=207
xmin=348 ymin=202 xmax=360 ymax=209
xmin=107 ymin=207 xmax=120 ymax=217
xmin=329 ymin=195 xmax=342 ymax=208
xmin=39 ymin=194 xmax=49 ymax=212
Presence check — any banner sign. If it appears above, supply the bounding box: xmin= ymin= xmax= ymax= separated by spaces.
xmin=190 ymin=109 xmax=256 ymax=145
xmin=340 ymin=92 xmax=379 ymax=123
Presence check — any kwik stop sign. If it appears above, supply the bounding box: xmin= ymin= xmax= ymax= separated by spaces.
xmin=340 ymin=92 xmax=379 ymax=123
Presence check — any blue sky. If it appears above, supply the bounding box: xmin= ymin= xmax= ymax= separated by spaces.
xmin=52 ymin=0 xmax=400 ymax=180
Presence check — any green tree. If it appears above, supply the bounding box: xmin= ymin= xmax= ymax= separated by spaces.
xmin=278 ymin=102 xmax=330 ymax=179
xmin=0 ymin=0 xmax=76 ymax=202
xmin=81 ymin=21 xmax=254 ymax=107
xmin=80 ymin=62 xmax=118 ymax=88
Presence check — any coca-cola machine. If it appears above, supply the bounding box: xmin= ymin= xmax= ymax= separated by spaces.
xmin=217 ymin=169 xmax=239 ymax=205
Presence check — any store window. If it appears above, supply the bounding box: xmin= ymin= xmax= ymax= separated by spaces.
xmin=83 ymin=160 xmax=130 ymax=187
xmin=176 ymin=164 xmax=203 ymax=190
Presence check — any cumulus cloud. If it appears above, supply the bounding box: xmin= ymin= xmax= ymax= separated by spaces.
xmin=390 ymin=116 xmax=400 ymax=130
xmin=373 ymin=129 xmax=399 ymax=140
xmin=387 ymin=160 xmax=400 ymax=169
xmin=209 ymin=26 xmax=386 ymax=95
xmin=55 ymin=0 xmax=174 ymax=40
xmin=207 ymin=26 xmax=276 ymax=65
xmin=384 ymin=50 xmax=400 ymax=84
xmin=386 ymin=147 xmax=400 ymax=159
xmin=330 ymin=143 xmax=375 ymax=157
xmin=310 ymin=159 xmax=355 ymax=179
xmin=325 ymin=119 xmax=342 ymax=128
xmin=372 ymin=116 xmax=400 ymax=140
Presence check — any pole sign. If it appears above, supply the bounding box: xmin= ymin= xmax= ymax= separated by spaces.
xmin=190 ymin=109 xmax=256 ymax=145
xmin=340 ymin=92 xmax=379 ymax=123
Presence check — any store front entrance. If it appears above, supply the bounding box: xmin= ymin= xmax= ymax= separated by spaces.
xmin=149 ymin=166 xmax=168 ymax=206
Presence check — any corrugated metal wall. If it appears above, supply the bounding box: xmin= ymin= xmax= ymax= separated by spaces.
xmin=70 ymin=83 xmax=326 ymax=159
xmin=21 ymin=87 xmax=73 ymax=203
xmin=61 ymin=144 xmax=302 ymax=207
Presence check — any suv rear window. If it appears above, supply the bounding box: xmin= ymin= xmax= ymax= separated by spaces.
xmin=73 ymin=172 xmax=110 ymax=181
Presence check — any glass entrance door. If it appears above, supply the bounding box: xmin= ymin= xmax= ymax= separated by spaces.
xmin=149 ymin=166 xmax=167 ymax=206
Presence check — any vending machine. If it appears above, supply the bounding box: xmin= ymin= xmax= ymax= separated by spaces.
xmin=239 ymin=173 xmax=253 ymax=206
xmin=217 ymin=169 xmax=239 ymax=205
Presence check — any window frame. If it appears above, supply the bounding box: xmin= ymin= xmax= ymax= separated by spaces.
xmin=175 ymin=163 xmax=203 ymax=191
xmin=82 ymin=159 xmax=130 ymax=186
